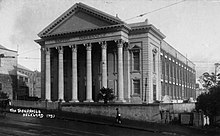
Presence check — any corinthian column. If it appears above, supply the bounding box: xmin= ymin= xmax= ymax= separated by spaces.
xmin=101 ymin=41 xmax=107 ymax=88
xmin=58 ymin=46 xmax=64 ymax=101
xmin=45 ymin=48 xmax=51 ymax=102
xmin=84 ymin=43 xmax=93 ymax=102
xmin=70 ymin=45 xmax=79 ymax=102
xmin=117 ymin=40 xmax=125 ymax=103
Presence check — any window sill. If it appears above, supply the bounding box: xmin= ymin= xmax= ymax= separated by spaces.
xmin=131 ymin=70 xmax=140 ymax=73
xmin=131 ymin=94 xmax=140 ymax=97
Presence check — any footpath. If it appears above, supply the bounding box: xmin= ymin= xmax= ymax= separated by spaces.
xmin=56 ymin=111 xmax=220 ymax=136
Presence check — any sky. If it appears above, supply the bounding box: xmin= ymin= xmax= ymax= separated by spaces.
xmin=0 ymin=0 xmax=220 ymax=78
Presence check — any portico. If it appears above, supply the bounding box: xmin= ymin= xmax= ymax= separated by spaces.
xmin=35 ymin=2 xmax=133 ymax=102
xmin=40 ymin=39 xmax=129 ymax=102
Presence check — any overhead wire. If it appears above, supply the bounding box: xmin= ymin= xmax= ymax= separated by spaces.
xmin=124 ymin=0 xmax=186 ymax=21
xmin=18 ymin=48 xmax=40 ymax=55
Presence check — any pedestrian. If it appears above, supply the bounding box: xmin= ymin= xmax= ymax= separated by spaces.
xmin=116 ymin=108 xmax=121 ymax=124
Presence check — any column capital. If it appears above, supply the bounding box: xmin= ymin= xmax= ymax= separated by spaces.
xmin=116 ymin=39 xmax=125 ymax=48
xmin=56 ymin=46 xmax=63 ymax=54
xmin=100 ymin=41 xmax=107 ymax=49
xmin=123 ymin=42 xmax=131 ymax=51
xmin=85 ymin=43 xmax=92 ymax=51
xmin=45 ymin=48 xmax=50 ymax=55
xmin=70 ymin=44 xmax=77 ymax=52
xmin=41 ymin=47 xmax=45 ymax=52
xmin=152 ymin=48 xmax=157 ymax=54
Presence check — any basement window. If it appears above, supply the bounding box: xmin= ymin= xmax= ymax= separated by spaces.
xmin=133 ymin=79 xmax=140 ymax=95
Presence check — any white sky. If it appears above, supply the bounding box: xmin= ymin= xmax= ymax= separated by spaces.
xmin=0 ymin=0 xmax=220 ymax=77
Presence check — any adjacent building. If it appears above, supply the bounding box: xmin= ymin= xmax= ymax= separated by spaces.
xmin=17 ymin=64 xmax=41 ymax=100
xmin=36 ymin=3 xmax=196 ymax=103
xmin=0 ymin=44 xmax=17 ymax=100
xmin=33 ymin=70 xmax=41 ymax=98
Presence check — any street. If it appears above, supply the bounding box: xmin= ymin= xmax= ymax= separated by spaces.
xmin=0 ymin=113 xmax=167 ymax=136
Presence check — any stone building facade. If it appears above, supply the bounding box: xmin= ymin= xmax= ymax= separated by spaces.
xmin=0 ymin=45 xmax=17 ymax=100
xmin=36 ymin=3 xmax=196 ymax=103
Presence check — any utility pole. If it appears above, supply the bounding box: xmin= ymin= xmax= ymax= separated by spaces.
xmin=214 ymin=63 xmax=220 ymax=84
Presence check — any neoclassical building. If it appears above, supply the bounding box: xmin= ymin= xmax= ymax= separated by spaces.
xmin=35 ymin=3 xmax=196 ymax=103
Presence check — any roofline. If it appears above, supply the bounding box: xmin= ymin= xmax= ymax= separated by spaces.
xmin=78 ymin=2 xmax=123 ymax=24
xmin=17 ymin=64 xmax=33 ymax=72
xmin=162 ymin=40 xmax=195 ymax=66
xmin=130 ymin=23 xmax=166 ymax=39
xmin=149 ymin=25 xmax=166 ymax=39
xmin=38 ymin=2 xmax=124 ymax=38
xmin=0 ymin=47 xmax=17 ymax=53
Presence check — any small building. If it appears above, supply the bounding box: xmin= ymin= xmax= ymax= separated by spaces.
xmin=0 ymin=44 xmax=17 ymax=100
xmin=35 ymin=3 xmax=196 ymax=103
xmin=17 ymin=64 xmax=41 ymax=100
xmin=17 ymin=70 xmax=29 ymax=100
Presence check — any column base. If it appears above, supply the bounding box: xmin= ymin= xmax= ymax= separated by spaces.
xmin=84 ymin=99 xmax=94 ymax=103
xmin=98 ymin=100 xmax=104 ymax=103
xmin=45 ymin=99 xmax=52 ymax=102
xmin=124 ymin=98 xmax=131 ymax=103
xmin=57 ymin=99 xmax=64 ymax=102
xmin=115 ymin=99 xmax=126 ymax=103
xmin=70 ymin=99 xmax=79 ymax=103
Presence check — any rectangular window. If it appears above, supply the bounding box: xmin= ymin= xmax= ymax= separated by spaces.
xmin=133 ymin=51 xmax=140 ymax=71
xmin=153 ymin=53 xmax=156 ymax=72
xmin=162 ymin=60 xmax=165 ymax=74
xmin=153 ymin=85 xmax=156 ymax=101
xmin=166 ymin=62 xmax=169 ymax=77
xmin=133 ymin=79 xmax=140 ymax=94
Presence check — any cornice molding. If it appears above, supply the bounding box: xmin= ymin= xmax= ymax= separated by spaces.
xmin=40 ymin=24 xmax=130 ymax=39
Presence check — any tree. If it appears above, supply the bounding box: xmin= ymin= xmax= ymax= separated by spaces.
xmin=196 ymin=85 xmax=220 ymax=125
xmin=0 ymin=91 xmax=9 ymax=112
xmin=97 ymin=87 xmax=115 ymax=104
xmin=198 ymin=72 xmax=220 ymax=89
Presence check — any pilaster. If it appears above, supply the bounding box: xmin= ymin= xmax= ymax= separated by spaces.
xmin=124 ymin=43 xmax=131 ymax=102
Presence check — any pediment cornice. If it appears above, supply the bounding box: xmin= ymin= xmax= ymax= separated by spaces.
xmin=40 ymin=24 xmax=131 ymax=39
xmin=38 ymin=2 xmax=124 ymax=38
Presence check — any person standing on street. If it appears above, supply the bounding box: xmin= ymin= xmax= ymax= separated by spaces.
xmin=116 ymin=108 xmax=121 ymax=124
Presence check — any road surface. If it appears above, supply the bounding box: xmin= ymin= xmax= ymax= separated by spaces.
xmin=0 ymin=113 xmax=168 ymax=136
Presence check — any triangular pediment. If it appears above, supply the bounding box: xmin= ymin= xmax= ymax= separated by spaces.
xmin=38 ymin=3 xmax=124 ymax=37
